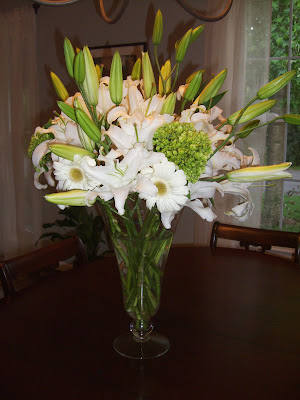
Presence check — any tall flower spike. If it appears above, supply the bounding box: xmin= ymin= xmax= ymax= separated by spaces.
xmin=228 ymin=100 xmax=277 ymax=125
xmin=152 ymin=9 xmax=163 ymax=46
xmin=142 ymin=51 xmax=157 ymax=99
xmin=257 ymin=70 xmax=296 ymax=100
xmin=74 ymin=50 xmax=85 ymax=84
xmin=50 ymin=71 xmax=69 ymax=101
xmin=175 ymin=29 xmax=192 ymax=63
xmin=196 ymin=69 xmax=227 ymax=105
xmin=159 ymin=60 xmax=171 ymax=95
xmin=131 ymin=58 xmax=141 ymax=80
xmin=45 ymin=190 xmax=96 ymax=206
xmin=49 ymin=143 xmax=96 ymax=161
xmin=83 ymin=46 xmax=99 ymax=106
xmin=109 ymin=51 xmax=123 ymax=105
xmin=227 ymin=162 xmax=292 ymax=182
xmin=64 ymin=37 xmax=75 ymax=78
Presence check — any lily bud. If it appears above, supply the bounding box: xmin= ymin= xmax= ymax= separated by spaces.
xmin=131 ymin=58 xmax=141 ymax=80
xmin=228 ymin=100 xmax=276 ymax=125
xmin=64 ymin=37 xmax=75 ymax=78
xmin=142 ymin=51 xmax=157 ymax=99
xmin=196 ymin=69 xmax=227 ymax=105
xmin=83 ymin=46 xmax=99 ymax=106
xmin=190 ymin=25 xmax=204 ymax=44
xmin=160 ymin=92 xmax=176 ymax=115
xmin=109 ymin=51 xmax=123 ymax=105
xmin=75 ymin=108 xmax=102 ymax=143
xmin=57 ymin=101 xmax=76 ymax=122
xmin=257 ymin=70 xmax=296 ymax=100
xmin=49 ymin=143 xmax=96 ymax=161
xmin=186 ymin=70 xmax=204 ymax=84
xmin=283 ymin=114 xmax=300 ymax=125
xmin=159 ymin=59 xmax=171 ymax=95
xmin=74 ymin=98 xmax=95 ymax=151
xmin=236 ymin=120 xmax=260 ymax=139
xmin=175 ymin=29 xmax=192 ymax=63
xmin=183 ymin=71 xmax=202 ymax=101
xmin=152 ymin=9 xmax=163 ymax=46
xmin=74 ymin=50 xmax=85 ymax=83
xmin=95 ymin=64 xmax=103 ymax=83
xmin=227 ymin=162 xmax=292 ymax=182
xmin=50 ymin=71 xmax=69 ymax=101
xmin=45 ymin=190 xmax=96 ymax=207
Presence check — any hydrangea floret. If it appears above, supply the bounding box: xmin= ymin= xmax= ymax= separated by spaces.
xmin=153 ymin=121 xmax=212 ymax=183
xmin=28 ymin=131 xmax=55 ymax=158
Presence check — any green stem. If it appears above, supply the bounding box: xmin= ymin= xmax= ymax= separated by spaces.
xmin=171 ymin=63 xmax=180 ymax=92
xmin=154 ymin=45 xmax=166 ymax=95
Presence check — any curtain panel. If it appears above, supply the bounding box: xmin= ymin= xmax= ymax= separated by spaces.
xmin=0 ymin=0 xmax=42 ymax=259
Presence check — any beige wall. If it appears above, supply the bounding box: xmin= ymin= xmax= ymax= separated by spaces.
xmin=35 ymin=0 xmax=206 ymax=243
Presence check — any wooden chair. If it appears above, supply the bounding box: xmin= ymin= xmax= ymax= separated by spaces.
xmin=210 ymin=221 xmax=300 ymax=263
xmin=0 ymin=235 xmax=87 ymax=301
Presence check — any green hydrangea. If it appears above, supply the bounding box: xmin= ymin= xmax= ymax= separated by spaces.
xmin=153 ymin=121 xmax=212 ymax=183
xmin=28 ymin=131 xmax=55 ymax=158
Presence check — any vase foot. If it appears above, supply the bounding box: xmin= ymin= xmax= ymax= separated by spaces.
xmin=113 ymin=332 xmax=170 ymax=359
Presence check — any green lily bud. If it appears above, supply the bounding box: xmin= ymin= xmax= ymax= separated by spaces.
xmin=196 ymin=69 xmax=227 ymax=105
xmin=83 ymin=46 xmax=99 ymax=106
xmin=57 ymin=101 xmax=76 ymax=122
xmin=283 ymin=114 xmax=300 ymax=125
xmin=190 ymin=25 xmax=204 ymax=44
xmin=160 ymin=92 xmax=176 ymax=115
xmin=228 ymin=99 xmax=276 ymax=125
xmin=49 ymin=143 xmax=96 ymax=161
xmin=175 ymin=29 xmax=192 ymax=63
xmin=142 ymin=51 xmax=157 ymax=99
xmin=159 ymin=59 xmax=171 ymax=95
xmin=45 ymin=190 xmax=96 ymax=207
xmin=64 ymin=37 xmax=75 ymax=78
xmin=152 ymin=9 xmax=163 ymax=46
xmin=50 ymin=71 xmax=69 ymax=101
xmin=109 ymin=51 xmax=123 ymax=105
xmin=183 ymin=71 xmax=202 ymax=101
xmin=186 ymin=70 xmax=204 ymax=84
xmin=75 ymin=108 xmax=102 ymax=143
xmin=236 ymin=120 xmax=260 ymax=139
xmin=227 ymin=162 xmax=292 ymax=182
xmin=95 ymin=64 xmax=103 ymax=83
xmin=74 ymin=98 xmax=95 ymax=151
xmin=257 ymin=70 xmax=296 ymax=100
xmin=131 ymin=58 xmax=141 ymax=80
xmin=74 ymin=50 xmax=85 ymax=83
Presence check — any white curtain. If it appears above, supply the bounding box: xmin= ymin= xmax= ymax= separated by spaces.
xmin=194 ymin=0 xmax=272 ymax=244
xmin=0 ymin=0 xmax=42 ymax=259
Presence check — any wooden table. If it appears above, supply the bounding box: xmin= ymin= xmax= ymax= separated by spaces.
xmin=1 ymin=246 xmax=300 ymax=399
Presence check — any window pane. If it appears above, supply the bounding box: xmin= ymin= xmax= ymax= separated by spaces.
xmin=270 ymin=0 xmax=290 ymax=58
xmin=282 ymin=180 xmax=300 ymax=232
xmin=292 ymin=0 xmax=300 ymax=56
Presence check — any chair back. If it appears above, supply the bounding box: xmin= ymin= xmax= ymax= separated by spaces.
xmin=210 ymin=221 xmax=300 ymax=263
xmin=0 ymin=235 xmax=86 ymax=300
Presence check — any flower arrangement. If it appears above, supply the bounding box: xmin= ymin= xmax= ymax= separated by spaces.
xmin=28 ymin=11 xmax=298 ymax=231
xmin=28 ymin=10 xmax=299 ymax=357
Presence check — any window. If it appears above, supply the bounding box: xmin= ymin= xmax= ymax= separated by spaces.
xmin=261 ymin=0 xmax=300 ymax=232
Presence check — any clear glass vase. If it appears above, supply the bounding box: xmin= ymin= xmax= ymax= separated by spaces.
xmin=99 ymin=196 xmax=173 ymax=359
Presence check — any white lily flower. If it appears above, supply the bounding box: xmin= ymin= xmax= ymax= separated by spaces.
xmin=221 ymin=180 xmax=254 ymax=222
xmin=186 ymin=199 xmax=217 ymax=222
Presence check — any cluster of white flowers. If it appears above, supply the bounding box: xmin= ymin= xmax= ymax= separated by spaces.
xmin=31 ymin=76 xmax=262 ymax=229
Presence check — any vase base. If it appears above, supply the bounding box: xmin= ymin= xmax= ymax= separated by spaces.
xmin=113 ymin=332 xmax=170 ymax=359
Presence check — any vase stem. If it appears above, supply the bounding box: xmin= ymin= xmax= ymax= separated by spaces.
xmin=130 ymin=319 xmax=153 ymax=343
